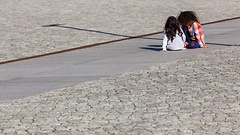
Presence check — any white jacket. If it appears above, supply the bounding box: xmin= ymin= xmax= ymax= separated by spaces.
xmin=162 ymin=29 xmax=186 ymax=51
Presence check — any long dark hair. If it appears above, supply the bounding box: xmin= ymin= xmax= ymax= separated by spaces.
xmin=177 ymin=11 xmax=199 ymax=26
xmin=164 ymin=16 xmax=183 ymax=42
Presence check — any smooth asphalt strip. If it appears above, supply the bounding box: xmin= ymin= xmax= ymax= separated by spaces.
xmin=0 ymin=18 xmax=239 ymax=103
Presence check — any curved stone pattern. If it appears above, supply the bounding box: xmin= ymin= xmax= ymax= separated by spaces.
xmin=0 ymin=46 xmax=239 ymax=134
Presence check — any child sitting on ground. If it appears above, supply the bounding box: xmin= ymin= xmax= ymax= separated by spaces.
xmin=177 ymin=11 xmax=209 ymax=49
xmin=161 ymin=16 xmax=186 ymax=52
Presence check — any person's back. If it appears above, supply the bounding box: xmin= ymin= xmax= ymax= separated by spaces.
xmin=161 ymin=16 xmax=186 ymax=52
xmin=163 ymin=29 xmax=185 ymax=51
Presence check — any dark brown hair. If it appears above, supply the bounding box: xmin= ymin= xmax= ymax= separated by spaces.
xmin=164 ymin=16 xmax=183 ymax=42
xmin=177 ymin=11 xmax=199 ymax=26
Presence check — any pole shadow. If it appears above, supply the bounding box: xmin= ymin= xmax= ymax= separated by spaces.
xmin=206 ymin=42 xmax=240 ymax=46
xmin=42 ymin=24 xmax=162 ymax=41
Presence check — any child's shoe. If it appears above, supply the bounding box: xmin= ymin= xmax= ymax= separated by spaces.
xmin=182 ymin=43 xmax=187 ymax=50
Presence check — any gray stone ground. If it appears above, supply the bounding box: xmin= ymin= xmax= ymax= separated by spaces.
xmin=1 ymin=0 xmax=240 ymax=62
xmin=1 ymin=1 xmax=240 ymax=134
xmin=0 ymin=46 xmax=239 ymax=135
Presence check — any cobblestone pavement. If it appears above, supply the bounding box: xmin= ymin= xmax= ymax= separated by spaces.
xmin=1 ymin=0 xmax=240 ymax=62
xmin=0 ymin=46 xmax=240 ymax=135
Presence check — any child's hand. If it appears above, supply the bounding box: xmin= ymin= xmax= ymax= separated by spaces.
xmin=202 ymin=46 xmax=210 ymax=48
xmin=160 ymin=50 xmax=167 ymax=52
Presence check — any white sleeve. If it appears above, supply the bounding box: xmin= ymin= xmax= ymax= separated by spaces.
xmin=181 ymin=28 xmax=186 ymax=42
xmin=162 ymin=32 xmax=168 ymax=51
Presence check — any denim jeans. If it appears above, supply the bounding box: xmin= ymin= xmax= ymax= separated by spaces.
xmin=182 ymin=26 xmax=200 ymax=49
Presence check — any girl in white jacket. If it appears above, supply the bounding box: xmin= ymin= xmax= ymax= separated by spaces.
xmin=161 ymin=16 xmax=186 ymax=52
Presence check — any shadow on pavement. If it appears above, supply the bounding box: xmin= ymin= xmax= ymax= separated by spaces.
xmin=42 ymin=24 xmax=162 ymax=41
xmin=139 ymin=44 xmax=162 ymax=51
xmin=206 ymin=42 xmax=240 ymax=46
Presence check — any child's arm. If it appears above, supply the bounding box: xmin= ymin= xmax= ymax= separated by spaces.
xmin=181 ymin=28 xmax=186 ymax=42
xmin=161 ymin=31 xmax=168 ymax=52
xmin=192 ymin=22 xmax=205 ymax=47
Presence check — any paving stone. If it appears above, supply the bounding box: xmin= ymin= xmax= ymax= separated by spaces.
xmin=0 ymin=46 xmax=240 ymax=134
